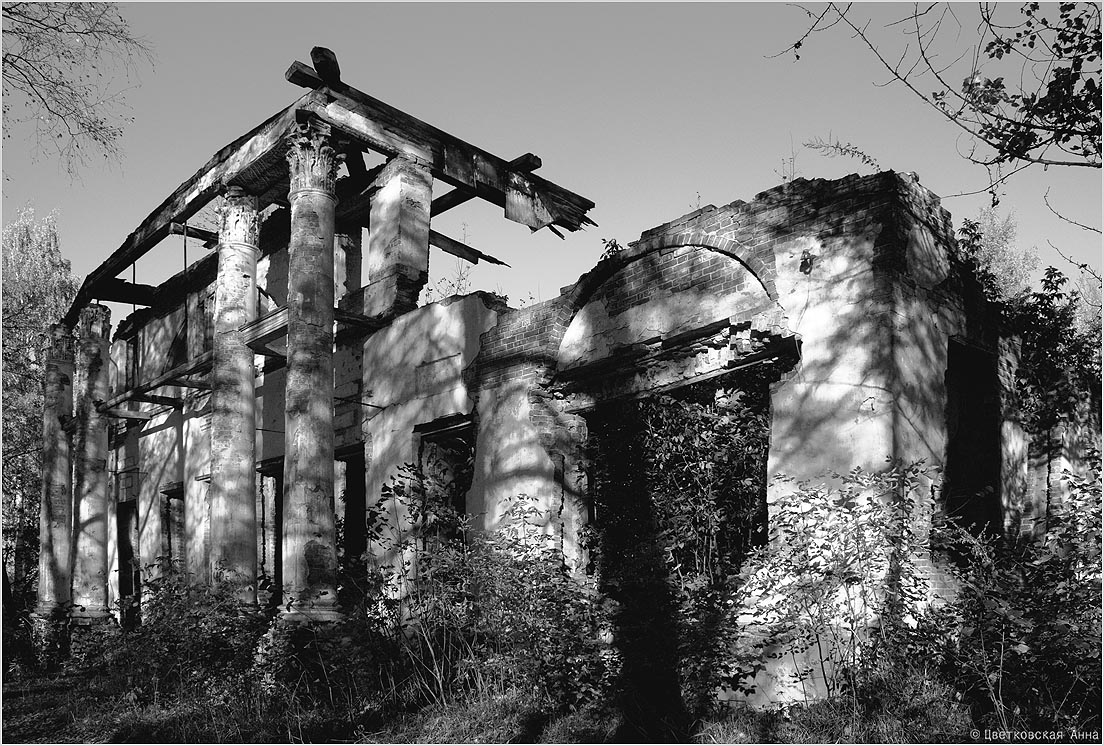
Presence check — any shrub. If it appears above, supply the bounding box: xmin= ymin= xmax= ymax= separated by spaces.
xmin=726 ymin=461 xmax=934 ymax=701
xmin=924 ymin=455 xmax=1102 ymax=734
xmin=370 ymin=465 xmax=619 ymax=714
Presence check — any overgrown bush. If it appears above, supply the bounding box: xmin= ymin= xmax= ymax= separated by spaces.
xmin=726 ymin=461 xmax=934 ymax=701
xmin=720 ymin=454 xmax=1101 ymax=739
xmin=371 ymin=463 xmax=619 ymax=713
xmin=924 ymin=456 xmax=1102 ymax=735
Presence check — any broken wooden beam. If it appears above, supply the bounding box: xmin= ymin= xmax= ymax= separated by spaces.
xmin=62 ymin=93 xmax=320 ymax=327
xmin=428 ymin=229 xmax=510 ymax=267
xmin=431 ymin=153 xmax=542 ymax=216
xmin=287 ymin=61 xmax=595 ymax=233
xmin=334 ymin=307 xmax=386 ymax=331
xmin=90 ymin=278 xmax=158 ymax=307
xmin=168 ymin=223 xmax=219 ymax=247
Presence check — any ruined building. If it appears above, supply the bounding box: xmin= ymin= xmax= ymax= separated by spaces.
xmin=34 ymin=56 xmax=1072 ymax=702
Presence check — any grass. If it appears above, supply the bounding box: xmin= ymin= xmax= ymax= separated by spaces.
xmin=4 ymin=663 xmax=976 ymax=744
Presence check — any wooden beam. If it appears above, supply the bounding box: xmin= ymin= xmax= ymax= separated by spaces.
xmin=97 ymin=350 xmax=214 ymax=412
xmin=334 ymin=308 xmax=386 ymax=331
xmin=131 ymin=393 xmax=184 ymax=407
xmin=287 ymin=62 xmax=595 ymax=233
xmin=429 ymin=229 xmax=510 ymax=267
xmin=169 ymin=223 xmax=218 ymax=247
xmin=431 ymin=153 xmax=541 ymax=216
xmin=90 ymin=278 xmax=158 ymax=306
xmin=241 ymin=306 xmax=289 ymax=350
xmin=62 ymin=93 xmax=320 ymax=327
xmin=243 ymin=306 xmax=384 ymax=353
xmin=333 ymin=162 xmax=387 ymax=227
xmin=102 ymin=408 xmax=154 ymax=421
xmin=164 ymin=376 xmax=210 ymax=390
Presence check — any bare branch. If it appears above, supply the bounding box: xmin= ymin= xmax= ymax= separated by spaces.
xmin=2 ymin=2 xmax=153 ymax=175
xmin=1048 ymin=240 xmax=1103 ymax=286
xmin=1043 ymin=189 xmax=1102 ymax=235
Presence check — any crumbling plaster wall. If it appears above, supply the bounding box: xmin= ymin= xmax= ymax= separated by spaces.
xmin=361 ymin=292 xmax=500 ymax=571
xmin=586 ymin=171 xmax=1008 ymax=706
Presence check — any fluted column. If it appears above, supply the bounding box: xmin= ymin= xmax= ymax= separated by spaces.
xmin=71 ymin=305 xmax=112 ymax=623
xmin=35 ymin=324 xmax=75 ymax=621
xmin=281 ymin=117 xmax=342 ymax=620
xmin=209 ymin=186 xmax=260 ymax=601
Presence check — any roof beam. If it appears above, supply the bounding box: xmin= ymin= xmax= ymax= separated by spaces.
xmin=168 ymin=223 xmax=219 ymax=247
xmin=97 ymin=351 xmax=214 ymax=412
xmin=287 ymin=61 xmax=595 ymax=234
xmin=101 ymin=408 xmax=154 ymax=421
xmin=62 ymin=93 xmax=319 ymax=327
xmin=429 ymin=229 xmax=509 ymax=267
xmin=90 ymin=278 xmax=158 ymax=307
xmin=431 ymin=153 xmax=541 ymax=217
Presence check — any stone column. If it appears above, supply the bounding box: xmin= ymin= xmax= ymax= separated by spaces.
xmin=364 ymin=156 xmax=432 ymax=318
xmin=209 ymin=186 xmax=260 ymax=601
xmin=71 ymin=305 xmax=112 ymax=623
xmin=281 ymin=117 xmax=342 ymax=621
xmin=33 ymin=324 xmax=75 ymax=660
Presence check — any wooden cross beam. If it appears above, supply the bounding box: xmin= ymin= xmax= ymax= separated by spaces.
xmin=91 ymin=278 xmax=158 ymax=307
xmin=431 ymin=153 xmax=542 ymax=216
xmin=287 ymin=60 xmax=595 ymax=233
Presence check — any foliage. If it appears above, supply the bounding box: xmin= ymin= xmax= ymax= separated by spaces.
xmin=371 ymin=464 xmax=618 ymax=712
xmin=957 ymin=207 xmax=1039 ymax=299
xmin=803 ymin=133 xmax=882 ymax=171
xmin=587 ymin=370 xmax=773 ymax=726
xmin=598 ymin=237 xmax=624 ymax=260
xmin=726 ymin=461 xmax=933 ymax=701
xmin=926 ymin=457 xmax=1102 ymax=734
xmin=1006 ymin=267 xmax=1101 ymax=437
xmin=721 ymin=453 xmax=1101 ymax=737
xmin=785 ymin=2 xmax=1100 ymax=202
xmin=1 ymin=205 xmax=79 ymax=612
xmin=956 ymin=210 xmax=1101 ymax=438
xmin=420 ymin=258 xmax=472 ymax=305
xmin=2 ymin=2 xmax=152 ymax=174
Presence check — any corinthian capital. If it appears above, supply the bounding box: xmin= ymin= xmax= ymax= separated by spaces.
xmin=286 ymin=118 xmax=342 ymax=198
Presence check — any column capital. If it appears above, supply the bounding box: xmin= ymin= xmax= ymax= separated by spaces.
xmin=286 ymin=117 xmax=343 ymax=198
xmin=48 ymin=324 xmax=75 ymax=361
xmin=220 ymin=186 xmax=260 ymax=248
xmin=77 ymin=304 xmax=111 ymax=340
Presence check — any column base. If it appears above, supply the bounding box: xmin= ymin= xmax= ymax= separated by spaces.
xmin=69 ymin=606 xmax=113 ymax=625
xmin=279 ymin=604 xmax=344 ymax=624
xmin=30 ymin=605 xmax=70 ymax=669
xmin=279 ymin=591 xmax=343 ymax=623
xmin=67 ymin=612 xmax=118 ymax=669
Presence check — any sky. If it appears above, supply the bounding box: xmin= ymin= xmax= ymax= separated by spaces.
xmin=3 ymin=2 xmax=1100 ymax=317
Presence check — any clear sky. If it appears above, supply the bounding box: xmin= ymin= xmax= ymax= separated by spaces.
xmin=3 ymin=2 xmax=1100 ymax=314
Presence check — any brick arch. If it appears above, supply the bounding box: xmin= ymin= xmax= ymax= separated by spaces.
xmin=631 ymin=230 xmax=777 ymax=301
xmin=543 ymin=231 xmax=778 ymax=364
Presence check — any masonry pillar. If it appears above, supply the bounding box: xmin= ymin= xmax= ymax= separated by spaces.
xmin=281 ymin=117 xmax=342 ymax=620
xmin=336 ymin=224 xmax=362 ymax=300
xmin=32 ymin=324 xmax=75 ymax=660
xmin=71 ymin=304 xmax=112 ymax=624
xmin=209 ymin=186 xmax=260 ymax=601
xmin=364 ymin=156 xmax=432 ymax=318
